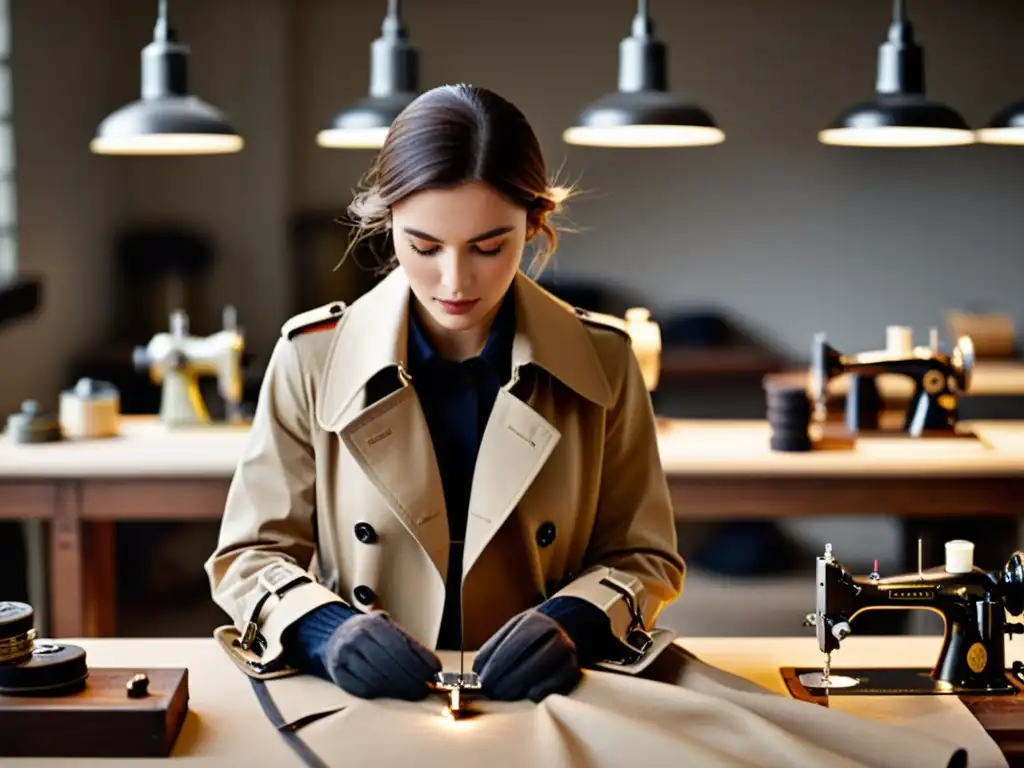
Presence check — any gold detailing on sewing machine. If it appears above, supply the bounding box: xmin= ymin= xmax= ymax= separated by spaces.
xmin=0 ymin=628 xmax=36 ymax=663
xmin=967 ymin=642 xmax=987 ymax=673
xmin=923 ymin=369 xmax=945 ymax=394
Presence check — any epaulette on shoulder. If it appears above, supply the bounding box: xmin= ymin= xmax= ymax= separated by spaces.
xmin=281 ymin=301 xmax=347 ymax=340
xmin=573 ymin=307 xmax=629 ymax=338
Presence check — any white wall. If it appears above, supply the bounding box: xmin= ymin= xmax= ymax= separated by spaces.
xmin=1 ymin=0 xmax=122 ymax=415
xmin=3 ymin=0 xmax=1024 ymax=417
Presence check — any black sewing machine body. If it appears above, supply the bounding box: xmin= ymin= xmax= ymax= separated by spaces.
xmin=811 ymin=546 xmax=1024 ymax=694
xmin=810 ymin=332 xmax=975 ymax=436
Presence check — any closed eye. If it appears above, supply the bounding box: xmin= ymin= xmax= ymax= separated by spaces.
xmin=473 ymin=242 xmax=504 ymax=256
xmin=407 ymin=241 xmax=504 ymax=257
xmin=408 ymin=241 xmax=441 ymax=256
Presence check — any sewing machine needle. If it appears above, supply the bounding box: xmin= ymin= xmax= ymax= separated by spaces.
xmin=823 ymin=652 xmax=831 ymax=684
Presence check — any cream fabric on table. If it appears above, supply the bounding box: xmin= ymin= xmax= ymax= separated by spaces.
xmin=830 ymin=696 xmax=1008 ymax=768
xmin=258 ymin=645 xmax=975 ymax=768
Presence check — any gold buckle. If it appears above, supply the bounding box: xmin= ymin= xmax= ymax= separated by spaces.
xmin=239 ymin=621 xmax=258 ymax=651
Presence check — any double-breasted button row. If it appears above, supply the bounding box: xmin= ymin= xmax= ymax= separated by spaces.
xmin=353 ymin=522 xmax=377 ymax=605
xmin=354 ymin=585 xmax=376 ymax=605
xmin=536 ymin=521 xmax=557 ymax=548
xmin=354 ymin=521 xmax=377 ymax=544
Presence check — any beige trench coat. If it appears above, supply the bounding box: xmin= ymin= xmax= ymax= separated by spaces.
xmin=205 ymin=266 xmax=685 ymax=677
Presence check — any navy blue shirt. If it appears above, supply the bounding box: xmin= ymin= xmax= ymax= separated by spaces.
xmin=407 ymin=289 xmax=516 ymax=649
xmin=283 ymin=289 xmax=615 ymax=674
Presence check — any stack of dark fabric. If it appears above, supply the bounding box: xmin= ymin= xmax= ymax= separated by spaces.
xmin=765 ymin=385 xmax=812 ymax=452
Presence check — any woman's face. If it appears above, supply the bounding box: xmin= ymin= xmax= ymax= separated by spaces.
xmin=391 ymin=180 xmax=526 ymax=356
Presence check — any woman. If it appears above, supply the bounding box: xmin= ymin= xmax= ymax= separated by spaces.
xmin=205 ymin=83 xmax=685 ymax=705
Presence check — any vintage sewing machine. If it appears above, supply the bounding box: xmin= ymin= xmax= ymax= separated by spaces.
xmin=788 ymin=540 xmax=1024 ymax=697
xmin=0 ymin=600 xmax=188 ymax=757
xmin=810 ymin=325 xmax=975 ymax=436
xmin=133 ymin=306 xmax=245 ymax=427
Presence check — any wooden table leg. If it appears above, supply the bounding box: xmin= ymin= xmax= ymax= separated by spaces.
xmin=21 ymin=519 xmax=48 ymax=637
xmin=83 ymin=521 xmax=116 ymax=637
xmin=49 ymin=483 xmax=83 ymax=638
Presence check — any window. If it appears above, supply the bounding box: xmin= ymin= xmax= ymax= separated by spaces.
xmin=0 ymin=0 xmax=15 ymax=280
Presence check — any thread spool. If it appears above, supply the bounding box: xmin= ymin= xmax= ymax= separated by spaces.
xmin=765 ymin=385 xmax=812 ymax=452
xmin=945 ymin=539 xmax=975 ymax=574
xmin=886 ymin=325 xmax=913 ymax=356
xmin=59 ymin=378 xmax=120 ymax=440
xmin=0 ymin=600 xmax=88 ymax=696
xmin=4 ymin=400 xmax=62 ymax=444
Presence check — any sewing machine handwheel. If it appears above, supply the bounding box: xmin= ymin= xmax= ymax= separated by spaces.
xmin=951 ymin=335 xmax=975 ymax=392
xmin=1003 ymin=552 xmax=1024 ymax=618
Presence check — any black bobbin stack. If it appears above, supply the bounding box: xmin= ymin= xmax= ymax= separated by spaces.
xmin=0 ymin=601 xmax=88 ymax=695
xmin=766 ymin=385 xmax=813 ymax=452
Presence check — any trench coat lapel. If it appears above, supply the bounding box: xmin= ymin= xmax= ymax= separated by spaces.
xmin=462 ymin=388 xmax=560 ymax=575
xmin=462 ymin=272 xmax=616 ymax=576
xmin=316 ymin=268 xmax=619 ymax=584
xmin=315 ymin=269 xmax=450 ymax=580
xmin=337 ymin=387 xmax=450 ymax=581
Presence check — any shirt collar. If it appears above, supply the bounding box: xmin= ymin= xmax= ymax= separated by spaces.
xmin=407 ymin=289 xmax=516 ymax=382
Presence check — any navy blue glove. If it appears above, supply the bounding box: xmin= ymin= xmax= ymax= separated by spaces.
xmin=322 ymin=611 xmax=442 ymax=701
xmin=472 ymin=609 xmax=582 ymax=702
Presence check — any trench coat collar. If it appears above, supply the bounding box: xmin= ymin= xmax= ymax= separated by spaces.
xmin=314 ymin=266 xmax=615 ymax=431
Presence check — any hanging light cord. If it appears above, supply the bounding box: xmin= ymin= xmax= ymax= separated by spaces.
xmin=632 ymin=0 xmax=653 ymax=37
xmin=154 ymin=0 xmax=176 ymax=42
xmin=382 ymin=0 xmax=405 ymax=39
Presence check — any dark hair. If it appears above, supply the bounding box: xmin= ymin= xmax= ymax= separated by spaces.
xmin=345 ymin=84 xmax=571 ymax=277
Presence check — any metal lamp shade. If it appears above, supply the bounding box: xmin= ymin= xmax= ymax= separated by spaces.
xmin=818 ymin=95 xmax=975 ymax=147
xmin=819 ymin=1 xmax=973 ymax=149
xmin=563 ymin=91 xmax=724 ymax=148
xmin=317 ymin=1 xmax=419 ymax=151
xmin=91 ymin=2 xmax=243 ymax=157
xmin=976 ymin=100 xmax=1024 ymax=146
xmin=316 ymin=92 xmax=417 ymax=150
xmin=91 ymin=96 xmax=244 ymax=156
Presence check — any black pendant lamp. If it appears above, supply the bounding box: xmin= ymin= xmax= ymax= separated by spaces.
xmin=562 ymin=0 xmax=724 ymax=148
xmin=977 ymin=100 xmax=1024 ymax=146
xmin=818 ymin=0 xmax=973 ymax=148
xmin=317 ymin=0 xmax=419 ymax=150
xmin=91 ymin=0 xmax=243 ymax=156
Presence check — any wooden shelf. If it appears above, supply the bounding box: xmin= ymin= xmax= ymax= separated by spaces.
xmin=660 ymin=345 xmax=787 ymax=378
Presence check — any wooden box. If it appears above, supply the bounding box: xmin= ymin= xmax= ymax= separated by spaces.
xmin=0 ymin=667 xmax=189 ymax=758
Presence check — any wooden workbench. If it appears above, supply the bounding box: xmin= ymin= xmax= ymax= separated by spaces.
xmin=2 ymin=417 xmax=1024 ymax=638
xmin=11 ymin=635 xmax=1016 ymax=766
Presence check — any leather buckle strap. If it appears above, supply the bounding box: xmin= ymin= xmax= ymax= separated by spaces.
xmin=599 ymin=576 xmax=654 ymax=664
xmin=239 ymin=569 xmax=313 ymax=652
xmin=598 ymin=576 xmax=647 ymax=633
